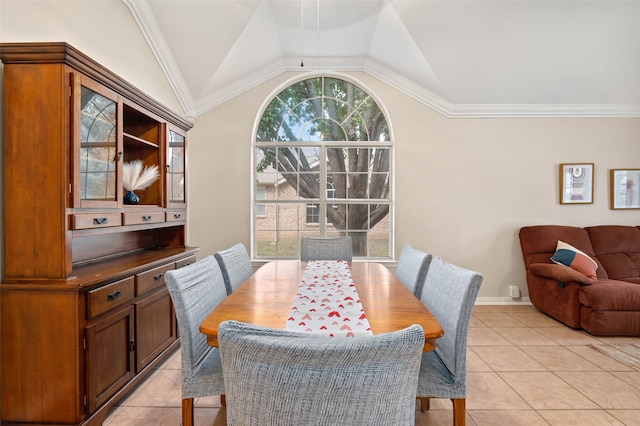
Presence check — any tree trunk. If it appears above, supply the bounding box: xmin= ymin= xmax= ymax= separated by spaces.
xmin=350 ymin=232 xmax=368 ymax=257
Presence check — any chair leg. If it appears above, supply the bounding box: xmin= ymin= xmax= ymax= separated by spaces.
xmin=182 ymin=398 xmax=194 ymax=426
xmin=452 ymin=398 xmax=466 ymax=426
xmin=419 ymin=397 xmax=430 ymax=412
xmin=220 ymin=394 xmax=226 ymax=406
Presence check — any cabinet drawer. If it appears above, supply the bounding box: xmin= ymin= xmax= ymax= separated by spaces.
xmin=122 ymin=212 xmax=165 ymax=226
xmin=165 ymin=211 xmax=186 ymax=222
xmin=72 ymin=213 xmax=122 ymax=230
xmin=136 ymin=263 xmax=174 ymax=296
xmin=87 ymin=277 xmax=135 ymax=319
xmin=175 ymin=255 xmax=197 ymax=269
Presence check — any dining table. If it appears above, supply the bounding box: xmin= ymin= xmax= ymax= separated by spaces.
xmin=199 ymin=260 xmax=444 ymax=352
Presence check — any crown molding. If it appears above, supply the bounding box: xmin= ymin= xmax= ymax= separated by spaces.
xmin=123 ymin=0 xmax=195 ymax=118
xmin=193 ymin=56 xmax=640 ymax=118
xmin=361 ymin=58 xmax=640 ymax=118
xmin=126 ymin=0 xmax=640 ymax=119
xmin=192 ymin=58 xmax=288 ymax=116
xmin=447 ymin=103 xmax=640 ymax=118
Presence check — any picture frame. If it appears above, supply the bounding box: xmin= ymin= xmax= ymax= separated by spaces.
xmin=610 ymin=169 xmax=640 ymax=209
xmin=559 ymin=163 xmax=594 ymax=204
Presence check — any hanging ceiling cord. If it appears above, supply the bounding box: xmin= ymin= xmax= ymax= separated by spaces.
xmin=300 ymin=0 xmax=320 ymax=70
xmin=316 ymin=0 xmax=320 ymax=72
xmin=300 ymin=0 xmax=304 ymax=67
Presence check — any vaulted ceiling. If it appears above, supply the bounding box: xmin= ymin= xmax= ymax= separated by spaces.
xmin=123 ymin=0 xmax=640 ymax=118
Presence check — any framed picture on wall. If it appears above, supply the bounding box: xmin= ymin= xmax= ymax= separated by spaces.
xmin=610 ymin=169 xmax=640 ymax=209
xmin=559 ymin=163 xmax=594 ymax=204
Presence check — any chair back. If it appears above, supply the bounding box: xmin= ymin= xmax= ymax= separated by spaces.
xmin=215 ymin=243 xmax=252 ymax=294
xmin=419 ymin=257 xmax=482 ymax=379
xmin=165 ymin=256 xmax=227 ymax=382
xmin=395 ymin=244 xmax=432 ymax=298
xmin=300 ymin=236 xmax=353 ymax=261
xmin=218 ymin=320 xmax=424 ymax=426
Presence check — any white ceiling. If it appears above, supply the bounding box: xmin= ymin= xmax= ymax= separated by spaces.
xmin=123 ymin=0 xmax=640 ymax=118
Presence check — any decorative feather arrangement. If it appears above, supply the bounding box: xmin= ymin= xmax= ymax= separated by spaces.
xmin=123 ymin=160 xmax=159 ymax=192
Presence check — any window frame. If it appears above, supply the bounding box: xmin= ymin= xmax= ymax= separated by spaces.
xmin=251 ymin=74 xmax=394 ymax=261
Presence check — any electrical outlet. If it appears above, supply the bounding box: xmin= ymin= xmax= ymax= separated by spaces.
xmin=509 ymin=285 xmax=521 ymax=299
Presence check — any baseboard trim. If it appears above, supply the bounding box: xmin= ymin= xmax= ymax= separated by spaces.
xmin=476 ymin=296 xmax=532 ymax=305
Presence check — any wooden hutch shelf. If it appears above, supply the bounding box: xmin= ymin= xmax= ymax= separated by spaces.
xmin=1 ymin=42 xmax=195 ymax=425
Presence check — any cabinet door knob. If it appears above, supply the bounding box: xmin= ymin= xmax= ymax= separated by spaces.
xmin=114 ymin=151 xmax=122 ymax=162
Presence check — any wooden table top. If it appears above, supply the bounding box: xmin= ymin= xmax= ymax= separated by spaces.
xmin=199 ymin=260 xmax=444 ymax=352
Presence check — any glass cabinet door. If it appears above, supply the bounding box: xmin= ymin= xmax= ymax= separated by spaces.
xmin=75 ymin=75 xmax=122 ymax=208
xmin=167 ymin=126 xmax=186 ymax=206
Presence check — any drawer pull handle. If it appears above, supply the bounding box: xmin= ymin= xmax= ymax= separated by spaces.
xmin=108 ymin=290 xmax=122 ymax=301
xmin=93 ymin=217 xmax=108 ymax=225
xmin=153 ymin=274 xmax=163 ymax=281
xmin=173 ymin=214 xmax=181 ymax=219
xmin=142 ymin=215 xmax=152 ymax=221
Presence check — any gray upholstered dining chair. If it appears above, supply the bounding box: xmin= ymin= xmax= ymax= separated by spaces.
xmin=395 ymin=244 xmax=433 ymax=298
xmin=218 ymin=320 xmax=424 ymax=426
xmin=300 ymin=236 xmax=353 ymax=261
xmin=164 ymin=256 xmax=227 ymax=426
xmin=214 ymin=242 xmax=252 ymax=294
xmin=416 ymin=256 xmax=483 ymax=426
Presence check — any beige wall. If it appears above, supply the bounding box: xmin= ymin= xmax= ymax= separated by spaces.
xmin=2 ymin=1 xmax=640 ymax=302
xmin=0 ymin=0 xmax=183 ymax=114
xmin=189 ymin=71 xmax=640 ymax=301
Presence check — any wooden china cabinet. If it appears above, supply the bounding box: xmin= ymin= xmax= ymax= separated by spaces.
xmin=0 ymin=43 xmax=197 ymax=425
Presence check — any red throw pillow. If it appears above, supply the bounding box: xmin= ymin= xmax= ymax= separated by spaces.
xmin=551 ymin=240 xmax=598 ymax=280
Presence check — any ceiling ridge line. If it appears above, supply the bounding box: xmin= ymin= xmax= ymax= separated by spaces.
xmin=123 ymin=0 xmax=195 ymax=118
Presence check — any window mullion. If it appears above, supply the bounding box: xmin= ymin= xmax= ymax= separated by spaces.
xmin=319 ymin=145 xmax=327 ymax=235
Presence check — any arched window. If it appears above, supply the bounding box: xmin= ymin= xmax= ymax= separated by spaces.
xmin=253 ymin=76 xmax=392 ymax=259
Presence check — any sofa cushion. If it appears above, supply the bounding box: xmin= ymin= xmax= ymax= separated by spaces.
xmin=579 ymin=279 xmax=640 ymax=311
xmin=551 ymin=240 xmax=598 ymax=280
xmin=529 ymin=263 xmax=595 ymax=285
xmin=586 ymin=226 xmax=640 ymax=281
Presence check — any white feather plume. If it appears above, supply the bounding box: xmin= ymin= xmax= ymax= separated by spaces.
xmin=123 ymin=160 xmax=159 ymax=192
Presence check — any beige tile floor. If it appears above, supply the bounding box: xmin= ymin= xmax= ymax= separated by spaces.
xmin=104 ymin=305 xmax=640 ymax=425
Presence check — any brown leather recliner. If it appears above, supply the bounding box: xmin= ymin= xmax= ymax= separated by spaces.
xmin=519 ymin=225 xmax=640 ymax=336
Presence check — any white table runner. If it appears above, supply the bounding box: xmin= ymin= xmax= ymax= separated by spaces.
xmin=285 ymin=260 xmax=373 ymax=337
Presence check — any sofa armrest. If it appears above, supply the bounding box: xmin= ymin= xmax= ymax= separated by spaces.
xmin=529 ymin=263 xmax=595 ymax=286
